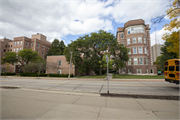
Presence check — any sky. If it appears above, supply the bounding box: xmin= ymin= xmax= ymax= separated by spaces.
xmin=0 ymin=0 xmax=173 ymax=46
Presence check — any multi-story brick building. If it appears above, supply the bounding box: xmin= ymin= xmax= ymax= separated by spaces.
xmin=117 ymin=19 xmax=157 ymax=75
xmin=0 ymin=33 xmax=51 ymax=73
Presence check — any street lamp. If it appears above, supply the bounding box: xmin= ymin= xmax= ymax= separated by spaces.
xmin=68 ymin=51 xmax=72 ymax=79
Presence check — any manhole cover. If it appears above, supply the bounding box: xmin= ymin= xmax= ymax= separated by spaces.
xmin=0 ymin=86 xmax=20 ymax=89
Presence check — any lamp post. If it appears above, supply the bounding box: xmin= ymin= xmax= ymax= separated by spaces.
xmin=68 ymin=51 xmax=72 ymax=79
xmin=106 ymin=55 xmax=109 ymax=94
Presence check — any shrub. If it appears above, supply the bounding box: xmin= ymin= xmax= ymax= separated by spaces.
xmin=48 ymin=74 xmax=73 ymax=77
xmin=1 ymin=72 xmax=16 ymax=76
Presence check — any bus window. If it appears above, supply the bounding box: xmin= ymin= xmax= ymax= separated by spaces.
xmin=165 ymin=67 xmax=167 ymax=71
xmin=169 ymin=66 xmax=174 ymax=71
xmin=176 ymin=66 xmax=179 ymax=71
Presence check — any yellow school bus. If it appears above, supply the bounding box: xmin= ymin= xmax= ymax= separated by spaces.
xmin=164 ymin=59 xmax=179 ymax=84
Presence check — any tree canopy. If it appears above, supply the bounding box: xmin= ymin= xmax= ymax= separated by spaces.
xmin=48 ymin=39 xmax=66 ymax=55
xmin=64 ymin=29 xmax=129 ymax=75
xmin=1 ymin=51 xmax=18 ymax=64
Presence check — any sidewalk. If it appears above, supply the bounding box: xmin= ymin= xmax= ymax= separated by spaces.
xmin=0 ymin=76 xmax=164 ymax=82
xmin=1 ymin=88 xmax=179 ymax=120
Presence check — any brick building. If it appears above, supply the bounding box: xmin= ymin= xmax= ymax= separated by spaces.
xmin=117 ymin=19 xmax=157 ymax=75
xmin=46 ymin=55 xmax=75 ymax=75
xmin=0 ymin=33 xmax=51 ymax=73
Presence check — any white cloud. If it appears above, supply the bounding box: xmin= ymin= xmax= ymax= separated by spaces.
xmin=0 ymin=0 xmax=169 ymax=45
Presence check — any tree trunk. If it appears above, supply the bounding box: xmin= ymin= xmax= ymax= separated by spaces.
xmin=99 ymin=67 xmax=102 ymax=75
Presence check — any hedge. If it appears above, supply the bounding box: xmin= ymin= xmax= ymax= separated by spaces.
xmin=1 ymin=72 xmax=16 ymax=76
xmin=48 ymin=74 xmax=73 ymax=77
xmin=19 ymin=73 xmax=73 ymax=77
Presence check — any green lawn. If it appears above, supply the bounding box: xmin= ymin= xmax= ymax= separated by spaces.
xmin=77 ymin=74 xmax=164 ymax=79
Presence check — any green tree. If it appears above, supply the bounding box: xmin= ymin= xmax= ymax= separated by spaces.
xmin=48 ymin=39 xmax=66 ymax=55
xmin=1 ymin=51 xmax=18 ymax=64
xmin=18 ymin=48 xmax=41 ymax=66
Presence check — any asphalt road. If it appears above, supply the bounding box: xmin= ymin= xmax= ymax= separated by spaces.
xmin=0 ymin=77 xmax=179 ymax=96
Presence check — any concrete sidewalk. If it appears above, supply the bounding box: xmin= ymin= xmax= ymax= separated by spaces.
xmin=1 ymin=88 xmax=179 ymax=120
xmin=0 ymin=76 xmax=164 ymax=82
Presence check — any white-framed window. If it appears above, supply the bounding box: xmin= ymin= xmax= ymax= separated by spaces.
xmin=128 ymin=58 xmax=131 ymax=65
xmin=146 ymin=69 xmax=148 ymax=74
xmin=139 ymin=58 xmax=143 ymax=65
xmin=142 ymin=27 xmax=144 ymax=33
xmin=127 ymin=38 xmax=130 ymax=45
xmin=131 ymin=27 xmax=134 ymax=33
xmin=144 ymin=47 xmax=147 ymax=54
xmin=42 ymin=51 xmax=44 ymax=55
xmin=26 ymin=42 xmax=29 ymax=46
xmin=132 ymin=37 xmax=136 ymax=43
xmin=31 ymin=43 xmax=33 ymax=47
xmin=150 ymin=69 xmax=153 ymax=74
xmin=16 ymin=48 xmax=18 ymax=52
xmin=37 ymin=44 xmax=40 ymax=47
xmin=58 ymin=60 xmax=61 ymax=66
xmin=128 ymin=28 xmax=130 ymax=34
xmin=20 ymin=41 xmax=22 ymax=45
xmin=128 ymin=48 xmax=131 ymax=55
xmin=122 ymin=68 xmax=126 ymax=73
xmin=144 ymin=37 xmax=146 ymax=44
xmin=17 ymin=42 xmax=19 ymax=45
xmin=43 ymin=46 xmax=45 ymax=49
xmin=20 ymin=48 xmax=21 ymax=51
xmin=139 ymin=47 xmax=143 ymax=54
xmin=14 ymin=42 xmax=16 ymax=46
xmin=138 ymin=27 xmax=142 ymax=33
xmin=134 ymin=58 xmax=138 ymax=65
xmin=58 ymin=70 xmax=61 ymax=74
xmin=137 ymin=69 xmax=141 ymax=74
xmin=37 ymin=50 xmax=39 ymax=53
xmin=133 ymin=47 xmax=137 ymax=54
xmin=121 ymin=33 xmax=124 ymax=39
xmin=128 ymin=69 xmax=132 ymax=74
xmin=145 ymin=58 xmax=148 ymax=65
xmin=134 ymin=27 xmax=137 ymax=33
xmin=138 ymin=37 xmax=142 ymax=43
xmin=121 ymin=42 xmax=124 ymax=45
xmin=14 ymin=48 xmax=15 ymax=52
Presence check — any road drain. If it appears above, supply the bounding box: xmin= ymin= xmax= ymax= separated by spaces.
xmin=0 ymin=86 xmax=20 ymax=89
xmin=100 ymin=93 xmax=179 ymax=100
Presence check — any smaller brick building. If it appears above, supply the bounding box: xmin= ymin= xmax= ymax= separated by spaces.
xmin=46 ymin=55 xmax=75 ymax=75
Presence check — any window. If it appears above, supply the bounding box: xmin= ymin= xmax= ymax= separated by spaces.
xmin=134 ymin=27 xmax=137 ymax=33
xmin=121 ymin=42 xmax=124 ymax=45
xmin=150 ymin=69 xmax=153 ymax=74
xmin=142 ymin=27 xmax=144 ymax=33
xmin=176 ymin=66 xmax=179 ymax=71
xmin=14 ymin=48 xmax=15 ymax=52
xmin=20 ymin=48 xmax=21 ymax=51
xmin=26 ymin=42 xmax=29 ymax=46
xmin=144 ymin=47 xmax=147 ymax=54
xmin=16 ymin=48 xmax=18 ymax=52
xmin=132 ymin=37 xmax=136 ymax=43
xmin=128 ymin=48 xmax=131 ymax=54
xmin=131 ymin=27 xmax=134 ymax=33
xmin=138 ymin=27 xmax=141 ymax=33
xmin=139 ymin=58 xmax=143 ymax=65
xmin=128 ymin=58 xmax=131 ymax=65
xmin=133 ymin=47 xmax=137 ymax=54
xmin=134 ymin=58 xmax=138 ymax=65
xmin=17 ymin=42 xmax=19 ymax=45
xmin=121 ymin=33 xmax=124 ymax=39
xmin=127 ymin=38 xmax=130 ymax=45
xmin=128 ymin=28 xmax=130 ymax=34
xmin=146 ymin=69 xmax=148 ymax=74
xmin=43 ymin=46 xmax=45 ymax=49
xmin=145 ymin=58 xmax=148 ymax=65
xmin=169 ymin=66 xmax=174 ymax=71
xmin=31 ymin=43 xmax=33 ymax=47
xmin=139 ymin=47 xmax=142 ymax=54
xmin=58 ymin=60 xmax=61 ymax=66
xmin=47 ymin=47 xmax=49 ymax=50
xmin=4 ymin=49 xmax=6 ymax=52
xmin=144 ymin=37 xmax=146 ymax=44
xmin=14 ymin=42 xmax=16 ymax=46
xmin=37 ymin=44 xmax=40 ymax=47
xmin=11 ymin=45 xmax=12 ymax=47
xmin=137 ymin=69 xmax=141 ymax=74
xmin=5 ymin=45 xmax=7 ymax=48
xmin=138 ymin=37 xmax=142 ymax=43
xmin=20 ymin=41 xmax=22 ymax=45
xmin=57 ymin=70 xmax=61 ymax=74
xmin=42 ymin=51 xmax=44 ymax=55
xmin=128 ymin=69 xmax=132 ymax=74
xmin=37 ymin=50 xmax=39 ymax=53
xmin=122 ymin=68 xmax=126 ymax=73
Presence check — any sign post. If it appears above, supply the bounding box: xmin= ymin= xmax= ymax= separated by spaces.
xmin=106 ymin=56 xmax=109 ymax=94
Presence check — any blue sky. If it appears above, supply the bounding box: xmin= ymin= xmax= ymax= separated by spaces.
xmin=0 ymin=0 xmax=171 ymax=46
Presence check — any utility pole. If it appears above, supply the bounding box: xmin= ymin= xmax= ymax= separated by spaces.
xmin=68 ymin=51 xmax=72 ymax=79
xmin=106 ymin=56 xmax=109 ymax=94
